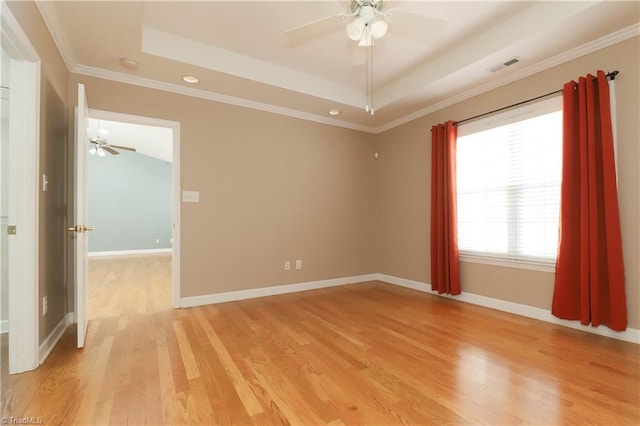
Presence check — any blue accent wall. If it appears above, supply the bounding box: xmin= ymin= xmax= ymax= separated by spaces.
xmin=87 ymin=150 xmax=172 ymax=252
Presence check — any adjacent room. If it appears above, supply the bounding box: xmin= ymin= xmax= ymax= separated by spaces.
xmin=1 ymin=1 xmax=638 ymax=425
xmin=86 ymin=118 xmax=174 ymax=319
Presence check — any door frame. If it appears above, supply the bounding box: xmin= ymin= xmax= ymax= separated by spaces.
xmin=2 ymin=3 xmax=41 ymax=373
xmin=87 ymin=109 xmax=181 ymax=308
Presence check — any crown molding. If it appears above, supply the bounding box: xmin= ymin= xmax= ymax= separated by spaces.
xmin=72 ymin=64 xmax=377 ymax=134
xmin=34 ymin=0 xmax=76 ymax=71
xmin=374 ymin=23 xmax=640 ymax=134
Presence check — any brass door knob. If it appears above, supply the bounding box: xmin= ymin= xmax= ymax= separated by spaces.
xmin=67 ymin=225 xmax=94 ymax=233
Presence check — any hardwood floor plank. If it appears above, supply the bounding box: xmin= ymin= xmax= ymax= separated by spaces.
xmin=193 ymin=308 xmax=263 ymax=417
xmin=172 ymin=320 xmax=201 ymax=381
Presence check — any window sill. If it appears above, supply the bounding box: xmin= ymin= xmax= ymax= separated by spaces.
xmin=459 ymin=253 xmax=556 ymax=273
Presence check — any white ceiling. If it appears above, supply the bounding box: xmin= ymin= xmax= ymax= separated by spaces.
xmin=36 ymin=1 xmax=639 ymax=133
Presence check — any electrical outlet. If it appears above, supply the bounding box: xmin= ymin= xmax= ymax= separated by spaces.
xmin=284 ymin=261 xmax=291 ymax=271
xmin=43 ymin=296 xmax=48 ymax=316
xmin=156 ymin=238 xmax=160 ymax=244
xmin=295 ymin=260 xmax=302 ymax=270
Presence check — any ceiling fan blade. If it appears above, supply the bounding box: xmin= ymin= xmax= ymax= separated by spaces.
xmin=102 ymin=146 xmax=120 ymax=155
xmin=383 ymin=9 xmax=446 ymax=41
xmin=284 ymin=13 xmax=349 ymax=45
xmin=110 ymin=144 xmax=136 ymax=152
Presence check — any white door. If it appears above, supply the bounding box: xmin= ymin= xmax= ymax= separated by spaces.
xmin=71 ymin=83 xmax=92 ymax=348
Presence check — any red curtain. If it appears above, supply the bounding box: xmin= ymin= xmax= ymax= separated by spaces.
xmin=552 ymin=71 xmax=627 ymax=331
xmin=430 ymin=121 xmax=461 ymax=295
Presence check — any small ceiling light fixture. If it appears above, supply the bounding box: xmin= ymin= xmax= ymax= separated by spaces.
xmin=182 ymin=75 xmax=200 ymax=84
xmin=119 ymin=58 xmax=139 ymax=71
xmin=328 ymin=109 xmax=341 ymax=116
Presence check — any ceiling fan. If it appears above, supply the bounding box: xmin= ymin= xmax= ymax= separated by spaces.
xmin=284 ymin=1 xmax=446 ymax=114
xmin=89 ymin=135 xmax=136 ymax=157
xmin=284 ymin=0 xmax=446 ymax=48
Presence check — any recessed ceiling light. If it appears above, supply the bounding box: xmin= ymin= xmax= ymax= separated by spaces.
xmin=182 ymin=75 xmax=200 ymax=84
xmin=328 ymin=109 xmax=340 ymax=116
xmin=119 ymin=58 xmax=139 ymax=70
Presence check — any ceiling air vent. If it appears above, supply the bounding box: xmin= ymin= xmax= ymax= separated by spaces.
xmin=489 ymin=56 xmax=521 ymax=72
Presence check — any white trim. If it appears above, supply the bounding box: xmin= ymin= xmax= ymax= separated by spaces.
xmin=33 ymin=0 xmax=76 ymax=70
xmin=180 ymin=274 xmax=378 ymax=308
xmin=377 ymin=273 xmax=640 ymax=344
xmin=0 ymin=320 xmax=7 ymax=334
xmin=171 ymin=122 xmax=181 ymax=309
xmin=1 ymin=3 xmax=39 ymax=61
xmin=88 ymin=109 xmax=182 ymax=310
xmin=38 ymin=313 xmax=71 ymax=365
xmin=88 ymin=248 xmax=172 ymax=258
xmin=2 ymin=2 xmax=41 ymax=375
xmin=459 ymin=254 xmax=556 ymax=273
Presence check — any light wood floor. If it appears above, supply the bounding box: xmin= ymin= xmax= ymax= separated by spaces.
xmin=88 ymin=254 xmax=172 ymax=319
xmin=1 ymin=278 xmax=639 ymax=424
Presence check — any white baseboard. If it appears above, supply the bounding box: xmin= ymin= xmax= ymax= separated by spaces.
xmin=89 ymin=248 xmax=172 ymax=258
xmin=0 ymin=319 xmax=7 ymax=334
xmin=377 ymin=273 xmax=640 ymax=344
xmin=180 ymin=274 xmax=379 ymax=308
xmin=39 ymin=313 xmax=72 ymax=365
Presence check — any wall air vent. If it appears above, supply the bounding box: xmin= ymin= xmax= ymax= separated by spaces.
xmin=489 ymin=56 xmax=521 ymax=72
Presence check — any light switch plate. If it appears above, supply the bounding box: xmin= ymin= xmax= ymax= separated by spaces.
xmin=182 ymin=190 xmax=200 ymax=203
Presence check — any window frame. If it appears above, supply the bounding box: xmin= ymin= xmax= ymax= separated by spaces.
xmin=456 ymin=96 xmax=562 ymax=272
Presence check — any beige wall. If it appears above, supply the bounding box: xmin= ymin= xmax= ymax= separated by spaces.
xmin=375 ymin=37 xmax=640 ymax=329
xmin=68 ymin=75 xmax=377 ymax=299
xmin=7 ymin=1 xmax=70 ymax=343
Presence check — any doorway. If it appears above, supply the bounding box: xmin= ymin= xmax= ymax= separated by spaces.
xmin=85 ymin=110 xmax=181 ymax=320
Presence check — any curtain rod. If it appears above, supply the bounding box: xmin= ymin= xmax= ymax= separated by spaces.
xmin=454 ymin=70 xmax=619 ymax=126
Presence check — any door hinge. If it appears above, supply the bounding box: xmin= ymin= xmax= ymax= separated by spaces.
xmin=7 ymin=225 xmax=16 ymax=235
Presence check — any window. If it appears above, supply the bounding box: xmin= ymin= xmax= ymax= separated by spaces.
xmin=456 ymin=97 xmax=562 ymax=270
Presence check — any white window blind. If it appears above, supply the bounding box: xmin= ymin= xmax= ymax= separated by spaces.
xmin=456 ymin=97 xmax=562 ymax=264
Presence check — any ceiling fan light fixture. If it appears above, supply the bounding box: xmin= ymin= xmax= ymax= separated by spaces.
xmin=358 ymin=32 xmax=373 ymax=47
xmin=89 ymin=146 xmax=97 ymax=156
xmin=370 ymin=20 xmax=388 ymax=40
xmin=346 ymin=18 xmax=365 ymax=41
xmin=97 ymin=148 xmax=107 ymax=158
xmin=359 ymin=4 xmax=375 ymax=23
